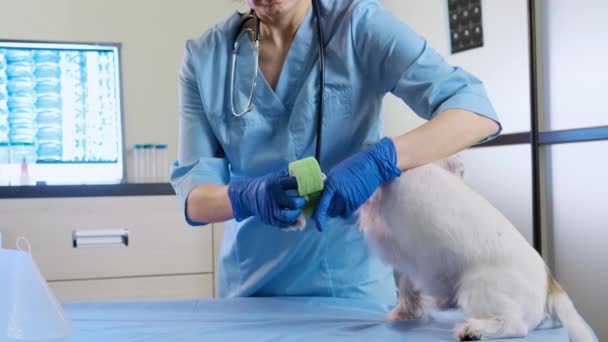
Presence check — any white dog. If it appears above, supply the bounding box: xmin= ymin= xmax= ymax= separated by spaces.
xmin=356 ymin=156 xmax=593 ymax=341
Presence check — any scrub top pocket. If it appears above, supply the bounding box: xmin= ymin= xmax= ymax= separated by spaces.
xmin=300 ymin=84 xmax=356 ymax=169
xmin=225 ymin=108 xmax=292 ymax=178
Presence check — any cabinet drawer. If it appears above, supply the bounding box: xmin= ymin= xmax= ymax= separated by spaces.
xmin=50 ymin=273 xmax=213 ymax=302
xmin=0 ymin=196 xmax=212 ymax=281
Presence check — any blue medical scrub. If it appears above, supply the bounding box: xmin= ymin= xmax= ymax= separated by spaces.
xmin=171 ymin=0 xmax=500 ymax=309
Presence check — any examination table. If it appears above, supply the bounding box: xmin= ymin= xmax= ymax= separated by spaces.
xmin=60 ymin=296 xmax=597 ymax=341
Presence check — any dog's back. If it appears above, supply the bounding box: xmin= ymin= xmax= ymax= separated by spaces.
xmin=360 ymin=162 xmax=544 ymax=278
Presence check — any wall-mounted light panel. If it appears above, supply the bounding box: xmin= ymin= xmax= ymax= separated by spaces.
xmin=448 ymin=0 xmax=484 ymax=53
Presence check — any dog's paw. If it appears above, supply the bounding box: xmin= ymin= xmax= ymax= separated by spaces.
xmin=284 ymin=215 xmax=307 ymax=231
xmin=386 ymin=304 xmax=424 ymax=321
xmin=454 ymin=322 xmax=483 ymax=341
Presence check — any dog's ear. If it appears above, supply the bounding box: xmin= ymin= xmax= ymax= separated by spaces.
xmin=435 ymin=154 xmax=465 ymax=179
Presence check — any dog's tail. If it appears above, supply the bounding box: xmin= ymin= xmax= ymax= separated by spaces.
xmin=546 ymin=274 xmax=595 ymax=342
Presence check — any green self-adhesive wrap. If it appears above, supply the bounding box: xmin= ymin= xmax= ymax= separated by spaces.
xmin=288 ymin=157 xmax=324 ymax=216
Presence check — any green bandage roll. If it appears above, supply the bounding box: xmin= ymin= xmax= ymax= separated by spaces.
xmin=288 ymin=157 xmax=324 ymax=216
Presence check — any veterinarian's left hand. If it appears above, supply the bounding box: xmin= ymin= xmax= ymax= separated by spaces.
xmin=313 ymin=137 xmax=401 ymax=231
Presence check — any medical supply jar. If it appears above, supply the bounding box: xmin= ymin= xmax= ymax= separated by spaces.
xmin=143 ymin=144 xmax=154 ymax=183
xmin=154 ymin=144 xmax=168 ymax=182
xmin=10 ymin=142 xmax=36 ymax=164
xmin=0 ymin=142 xmax=9 ymax=164
xmin=133 ymin=144 xmax=144 ymax=183
xmin=0 ymin=142 xmax=8 ymax=185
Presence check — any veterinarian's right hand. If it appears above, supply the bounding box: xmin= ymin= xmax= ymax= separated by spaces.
xmin=228 ymin=171 xmax=308 ymax=228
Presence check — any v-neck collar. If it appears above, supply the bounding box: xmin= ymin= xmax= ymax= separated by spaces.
xmin=273 ymin=7 xmax=315 ymax=111
xmin=234 ymin=30 xmax=286 ymax=115
xmin=234 ymin=7 xmax=316 ymax=116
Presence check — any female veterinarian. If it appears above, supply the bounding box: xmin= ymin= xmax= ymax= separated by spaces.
xmin=170 ymin=0 xmax=501 ymax=308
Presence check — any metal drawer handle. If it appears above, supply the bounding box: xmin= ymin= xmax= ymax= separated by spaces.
xmin=72 ymin=229 xmax=129 ymax=248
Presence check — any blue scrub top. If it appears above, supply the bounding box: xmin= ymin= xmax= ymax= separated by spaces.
xmin=171 ymin=0 xmax=500 ymax=309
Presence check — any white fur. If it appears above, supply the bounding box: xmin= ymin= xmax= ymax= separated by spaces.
xmin=286 ymin=216 xmax=307 ymax=231
xmin=354 ymin=155 xmax=594 ymax=342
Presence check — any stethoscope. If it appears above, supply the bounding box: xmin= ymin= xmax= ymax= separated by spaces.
xmin=230 ymin=0 xmax=325 ymax=161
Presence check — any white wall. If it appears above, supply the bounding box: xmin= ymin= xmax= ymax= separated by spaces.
xmin=381 ymin=0 xmax=535 ymax=243
xmin=541 ymin=1 xmax=608 ymax=340
xmin=546 ymin=141 xmax=608 ymax=341
xmin=541 ymin=0 xmax=608 ymax=131
xmin=381 ymin=0 xmax=531 ymax=137
xmin=0 ymin=0 xmax=243 ymax=181
xmin=1 ymin=0 xmax=532 ymax=184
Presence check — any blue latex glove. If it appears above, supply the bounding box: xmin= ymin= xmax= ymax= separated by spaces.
xmin=228 ymin=171 xmax=308 ymax=228
xmin=313 ymin=138 xmax=401 ymax=231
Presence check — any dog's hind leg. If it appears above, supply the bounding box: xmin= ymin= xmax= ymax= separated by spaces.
xmin=387 ymin=274 xmax=430 ymax=321
xmin=453 ymin=268 xmax=541 ymax=341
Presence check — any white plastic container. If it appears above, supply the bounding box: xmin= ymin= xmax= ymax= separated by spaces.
xmin=0 ymin=142 xmax=9 ymax=164
xmin=143 ymin=144 xmax=154 ymax=183
xmin=19 ymin=157 xmax=31 ymax=186
xmin=10 ymin=142 xmax=36 ymax=164
xmin=133 ymin=144 xmax=144 ymax=183
xmin=0 ymin=241 xmax=73 ymax=341
xmin=0 ymin=143 xmax=9 ymax=186
xmin=154 ymin=144 xmax=168 ymax=182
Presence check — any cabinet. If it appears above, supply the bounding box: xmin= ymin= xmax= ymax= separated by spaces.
xmin=0 ymin=195 xmax=214 ymax=301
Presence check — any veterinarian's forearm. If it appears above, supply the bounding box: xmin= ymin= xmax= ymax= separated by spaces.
xmin=392 ymin=109 xmax=499 ymax=171
xmin=186 ymin=184 xmax=234 ymax=224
